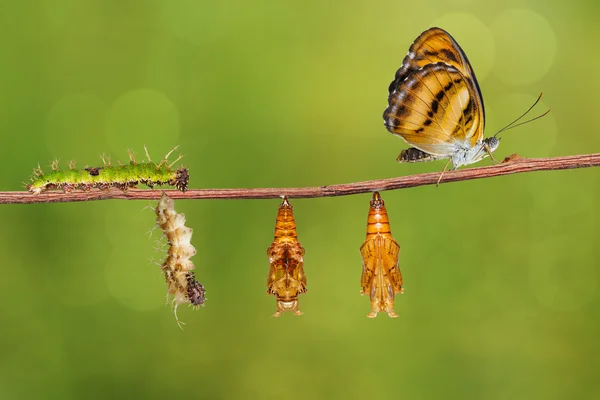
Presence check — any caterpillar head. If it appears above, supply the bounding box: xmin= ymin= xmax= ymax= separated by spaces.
xmin=174 ymin=168 xmax=189 ymax=192
xmin=186 ymin=273 xmax=206 ymax=307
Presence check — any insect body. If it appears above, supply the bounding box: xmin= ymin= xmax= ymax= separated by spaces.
xmin=27 ymin=147 xmax=189 ymax=194
xmin=155 ymin=193 xmax=205 ymax=327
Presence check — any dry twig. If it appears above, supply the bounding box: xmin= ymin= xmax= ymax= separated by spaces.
xmin=2 ymin=153 xmax=599 ymax=204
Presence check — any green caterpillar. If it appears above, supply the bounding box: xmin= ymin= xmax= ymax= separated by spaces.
xmin=27 ymin=147 xmax=189 ymax=194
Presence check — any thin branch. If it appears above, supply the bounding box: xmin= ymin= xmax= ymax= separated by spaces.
xmin=2 ymin=153 xmax=599 ymax=204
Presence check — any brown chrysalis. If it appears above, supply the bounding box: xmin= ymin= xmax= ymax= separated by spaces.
xmin=266 ymin=197 xmax=307 ymax=317
xmin=360 ymin=192 xmax=403 ymax=318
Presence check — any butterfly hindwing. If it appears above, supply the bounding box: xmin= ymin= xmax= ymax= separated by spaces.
xmin=384 ymin=62 xmax=483 ymax=156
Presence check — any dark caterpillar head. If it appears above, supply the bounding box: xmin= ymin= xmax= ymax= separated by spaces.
xmin=186 ymin=273 xmax=205 ymax=306
xmin=174 ymin=168 xmax=189 ymax=192
xmin=84 ymin=167 xmax=103 ymax=176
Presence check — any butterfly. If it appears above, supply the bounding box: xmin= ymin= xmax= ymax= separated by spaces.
xmin=383 ymin=28 xmax=549 ymax=180
xmin=383 ymin=27 xmax=498 ymax=176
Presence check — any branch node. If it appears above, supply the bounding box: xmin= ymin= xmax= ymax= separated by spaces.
xmin=502 ymin=153 xmax=523 ymax=164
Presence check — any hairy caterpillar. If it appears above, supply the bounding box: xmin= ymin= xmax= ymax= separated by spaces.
xmin=360 ymin=192 xmax=403 ymax=318
xmin=155 ymin=193 xmax=205 ymax=325
xmin=266 ymin=197 xmax=307 ymax=317
xmin=27 ymin=147 xmax=189 ymax=194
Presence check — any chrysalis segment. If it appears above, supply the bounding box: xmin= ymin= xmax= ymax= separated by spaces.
xmin=27 ymin=147 xmax=189 ymax=194
xmin=360 ymin=192 xmax=403 ymax=318
xmin=266 ymin=197 xmax=307 ymax=317
xmin=155 ymin=193 xmax=205 ymax=325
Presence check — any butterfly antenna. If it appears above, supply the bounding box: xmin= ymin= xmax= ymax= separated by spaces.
xmin=497 ymin=109 xmax=551 ymax=135
xmin=493 ymin=93 xmax=550 ymax=138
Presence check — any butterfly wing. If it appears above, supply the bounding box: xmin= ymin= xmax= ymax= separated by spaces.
xmin=267 ymin=242 xmax=306 ymax=298
xmin=360 ymin=238 xmax=377 ymax=294
xmin=378 ymin=234 xmax=402 ymax=294
xmin=384 ymin=62 xmax=484 ymax=155
xmin=360 ymin=234 xmax=402 ymax=296
xmin=387 ymin=27 xmax=485 ymax=120
xmin=360 ymin=234 xmax=402 ymax=316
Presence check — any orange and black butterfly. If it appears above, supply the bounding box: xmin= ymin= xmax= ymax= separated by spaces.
xmin=360 ymin=192 xmax=403 ymax=318
xmin=266 ymin=197 xmax=307 ymax=317
xmin=383 ymin=27 xmax=499 ymax=170
xmin=383 ymin=27 xmax=548 ymax=176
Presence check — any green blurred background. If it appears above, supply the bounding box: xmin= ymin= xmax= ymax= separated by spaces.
xmin=0 ymin=0 xmax=598 ymax=399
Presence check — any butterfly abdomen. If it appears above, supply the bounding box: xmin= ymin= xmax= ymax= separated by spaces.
xmin=397 ymin=147 xmax=443 ymax=163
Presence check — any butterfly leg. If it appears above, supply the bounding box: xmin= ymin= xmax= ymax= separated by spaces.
xmin=484 ymin=144 xmax=499 ymax=164
xmin=436 ymin=158 xmax=452 ymax=187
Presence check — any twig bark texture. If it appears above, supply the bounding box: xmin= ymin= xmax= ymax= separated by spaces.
xmin=2 ymin=153 xmax=599 ymax=204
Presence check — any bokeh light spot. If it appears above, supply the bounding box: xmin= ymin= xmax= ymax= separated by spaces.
xmin=105 ymin=89 xmax=180 ymax=152
xmin=161 ymin=0 xmax=227 ymax=45
xmin=487 ymin=92 xmax=556 ymax=157
xmin=491 ymin=9 xmax=557 ymax=86
xmin=529 ymin=236 xmax=596 ymax=312
xmin=103 ymin=204 xmax=164 ymax=312
xmin=431 ymin=13 xmax=495 ymax=81
xmin=104 ymin=251 xmax=164 ymax=313
xmin=44 ymin=93 xmax=108 ymax=157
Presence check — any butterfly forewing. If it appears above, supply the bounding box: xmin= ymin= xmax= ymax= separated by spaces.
xmin=383 ymin=27 xmax=487 ymax=163
xmin=388 ymin=27 xmax=484 ymax=117
xmin=384 ymin=63 xmax=483 ymax=155
xmin=360 ymin=235 xmax=402 ymax=291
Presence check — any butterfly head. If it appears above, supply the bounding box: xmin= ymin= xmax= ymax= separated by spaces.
xmin=484 ymin=136 xmax=500 ymax=153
